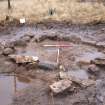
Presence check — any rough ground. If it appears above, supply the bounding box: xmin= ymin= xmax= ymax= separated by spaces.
xmin=0 ymin=22 xmax=105 ymax=105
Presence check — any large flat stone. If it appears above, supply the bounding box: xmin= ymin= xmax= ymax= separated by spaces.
xmin=50 ymin=79 xmax=72 ymax=94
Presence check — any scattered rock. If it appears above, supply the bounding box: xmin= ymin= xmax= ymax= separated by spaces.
xmin=0 ymin=44 xmax=4 ymax=54
xmin=59 ymin=71 xmax=95 ymax=87
xmin=38 ymin=61 xmax=58 ymax=70
xmin=49 ymin=79 xmax=72 ymax=94
xmin=76 ymin=52 xmax=105 ymax=66
xmin=2 ymin=48 xmax=14 ymax=55
xmin=81 ymin=79 xmax=96 ymax=88
xmin=34 ymin=35 xmax=81 ymax=43
xmin=34 ymin=35 xmax=47 ymax=42
xmin=25 ymin=33 xmax=34 ymax=38
xmin=9 ymin=54 xmax=39 ymax=64
xmin=60 ymin=71 xmax=82 ymax=85
xmin=59 ymin=71 xmax=72 ymax=80
xmin=1 ymin=41 xmax=15 ymax=49
xmin=13 ymin=39 xmax=27 ymax=46
xmin=59 ymin=65 xmax=66 ymax=71
xmin=82 ymin=39 xmax=96 ymax=46
xmin=88 ymin=64 xmax=99 ymax=75
xmin=77 ymin=58 xmax=91 ymax=66
xmin=62 ymin=35 xmax=81 ymax=43
xmin=21 ymin=36 xmax=31 ymax=42
xmin=96 ymin=42 xmax=105 ymax=48
xmin=91 ymin=58 xmax=105 ymax=66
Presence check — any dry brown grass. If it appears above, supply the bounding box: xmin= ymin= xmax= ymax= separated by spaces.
xmin=0 ymin=0 xmax=105 ymax=24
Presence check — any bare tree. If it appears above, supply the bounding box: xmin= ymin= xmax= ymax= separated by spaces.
xmin=8 ymin=0 xmax=11 ymax=9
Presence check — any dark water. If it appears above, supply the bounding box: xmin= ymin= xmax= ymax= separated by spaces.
xmin=0 ymin=75 xmax=31 ymax=105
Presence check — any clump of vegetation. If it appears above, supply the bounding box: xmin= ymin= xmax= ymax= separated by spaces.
xmin=48 ymin=8 xmax=56 ymax=16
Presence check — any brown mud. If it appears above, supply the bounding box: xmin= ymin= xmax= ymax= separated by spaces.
xmin=0 ymin=22 xmax=105 ymax=105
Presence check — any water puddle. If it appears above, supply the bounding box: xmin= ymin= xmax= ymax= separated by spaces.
xmin=68 ymin=69 xmax=89 ymax=80
xmin=82 ymin=52 xmax=105 ymax=60
xmin=61 ymin=69 xmax=89 ymax=80
xmin=76 ymin=51 xmax=105 ymax=64
xmin=0 ymin=74 xmax=31 ymax=105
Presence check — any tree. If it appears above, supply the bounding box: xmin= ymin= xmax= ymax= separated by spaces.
xmin=8 ymin=0 xmax=11 ymax=9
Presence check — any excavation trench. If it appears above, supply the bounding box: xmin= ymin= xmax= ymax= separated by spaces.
xmin=0 ymin=24 xmax=105 ymax=105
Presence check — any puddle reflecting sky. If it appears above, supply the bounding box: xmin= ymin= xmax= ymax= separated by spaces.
xmin=0 ymin=75 xmax=31 ymax=105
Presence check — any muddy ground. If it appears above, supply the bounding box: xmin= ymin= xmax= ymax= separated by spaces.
xmin=1 ymin=22 xmax=105 ymax=105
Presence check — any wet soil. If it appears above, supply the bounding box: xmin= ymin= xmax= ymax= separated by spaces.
xmin=0 ymin=22 xmax=105 ymax=105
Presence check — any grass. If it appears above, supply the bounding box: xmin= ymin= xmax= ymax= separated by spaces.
xmin=0 ymin=0 xmax=105 ymax=24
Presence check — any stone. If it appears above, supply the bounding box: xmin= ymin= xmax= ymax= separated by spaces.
xmin=1 ymin=41 xmax=15 ymax=49
xmin=3 ymin=48 xmax=14 ymax=55
xmin=88 ymin=64 xmax=99 ymax=75
xmin=49 ymin=79 xmax=72 ymax=94
xmin=25 ymin=33 xmax=34 ymax=38
xmin=82 ymin=39 xmax=96 ymax=46
xmin=38 ymin=61 xmax=58 ymax=70
xmin=59 ymin=71 xmax=95 ymax=87
xmin=13 ymin=39 xmax=27 ymax=46
xmin=21 ymin=36 xmax=31 ymax=42
xmin=9 ymin=54 xmax=39 ymax=64
xmin=96 ymin=42 xmax=105 ymax=47
xmin=81 ymin=79 xmax=96 ymax=87
xmin=64 ymin=35 xmax=81 ymax=43
xmin=92 ymin=58 xmax=105 ymax=65
xmin=77 ymin=58 xmax=91 ymax=66
xmin=76 ymin=52 xmax=105 ymax=66
xmin=0 ymin=44 xmax=4 ymax=54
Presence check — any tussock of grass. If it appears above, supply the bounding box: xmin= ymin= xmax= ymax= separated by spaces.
xmin=0 ymin=0 xmax=105 ymax=24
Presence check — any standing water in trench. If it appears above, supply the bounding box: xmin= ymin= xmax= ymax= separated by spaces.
xmin=0 ymin=74 xmax=31 ymax=105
